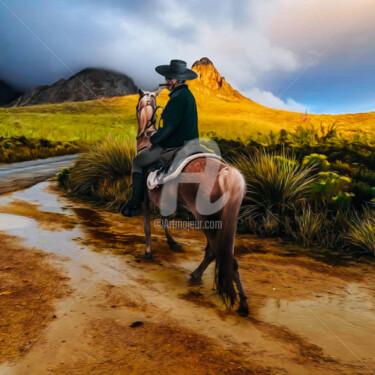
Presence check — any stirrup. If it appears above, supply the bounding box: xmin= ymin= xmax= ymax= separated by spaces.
xmin=120 ymin=203 xmax=142 ymax=217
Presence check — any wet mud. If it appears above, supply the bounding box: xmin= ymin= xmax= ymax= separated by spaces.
xmin=0 ymin=180 xmax=374 ymax=374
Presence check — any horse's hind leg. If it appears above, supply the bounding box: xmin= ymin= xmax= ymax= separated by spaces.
xmin=187 ymin=242 xmax=215 ymax=282
xmin=233 ymin=258 xmax=249 ymax=316
xmin=162 ymin=217 xmax=180 ymax=251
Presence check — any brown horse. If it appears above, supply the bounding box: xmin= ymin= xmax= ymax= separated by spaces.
xmin=134 ymin=89 xmax=249 ymax=315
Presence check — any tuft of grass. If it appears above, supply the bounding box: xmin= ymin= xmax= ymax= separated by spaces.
xmin=345 ymin=206 xmax=375 ymax=256
xmin=286 ymin=204 xmax=327 ymax=247
xmin=233 ymin=150 xmax=317 ymax=227
xmin=68 ymin=136 xmax=135 ymax=209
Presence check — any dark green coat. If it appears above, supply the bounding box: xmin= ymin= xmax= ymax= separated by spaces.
xmin=150 ymin=84 xmax=198 ymax=149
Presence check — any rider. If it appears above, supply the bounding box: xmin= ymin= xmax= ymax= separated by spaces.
xmin=121 ymin=59 xmax=199 ymax=217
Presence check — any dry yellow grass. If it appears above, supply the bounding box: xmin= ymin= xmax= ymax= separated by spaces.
xmin=1 ymin=81 xmax=374 ymax=142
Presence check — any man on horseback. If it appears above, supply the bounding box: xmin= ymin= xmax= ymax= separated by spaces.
xmin=121 ymin=59 xmax=199 ymax=217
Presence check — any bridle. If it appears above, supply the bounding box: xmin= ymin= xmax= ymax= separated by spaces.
xmin=136 ymin=93 xmax=163 ymax=129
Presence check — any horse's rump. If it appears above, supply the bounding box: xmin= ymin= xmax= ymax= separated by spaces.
xmin=147 ymin=157 xmax=228 ymax=211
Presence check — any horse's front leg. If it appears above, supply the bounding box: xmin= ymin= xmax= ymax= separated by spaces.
xmin=142 ymin=196 xmax=153 ymax=259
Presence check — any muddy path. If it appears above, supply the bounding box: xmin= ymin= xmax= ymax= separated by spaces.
xmin=0 ymin=155 xmax=77 ymax=194
xmin=0 ymin=180 xmax=374 ymax=374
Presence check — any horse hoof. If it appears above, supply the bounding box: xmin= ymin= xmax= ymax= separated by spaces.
xmin=144 ymin=251 xmax=154 ymax=260
xmin=237 ymin=305 xmax=249 ymax=317
xmin=185 ymin=274 xmax=201 ymax=283
xmin=168 ymin=242 xmax=180 ymax=251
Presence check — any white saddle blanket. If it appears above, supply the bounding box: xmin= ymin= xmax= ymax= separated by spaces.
xmin=147 ymin=153 xmax=223 ymax=190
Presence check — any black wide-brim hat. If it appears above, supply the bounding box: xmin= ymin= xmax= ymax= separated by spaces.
xmin=155 ymin=59 xmax=198 ymax=80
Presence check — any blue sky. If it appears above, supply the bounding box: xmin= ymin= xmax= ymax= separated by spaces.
xmin=0 ymin=0 xmax=374 ymax=114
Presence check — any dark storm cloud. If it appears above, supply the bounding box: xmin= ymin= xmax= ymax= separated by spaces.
xmin=0 ymin=0 xmax=200 ymax=90
xmin=0 ymin=0 xmax=300 ymax=112
xmin=0 ymin=0 xmax=374 ymax=113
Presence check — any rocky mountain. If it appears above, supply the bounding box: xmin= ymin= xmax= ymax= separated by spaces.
xmin=0 ymin=79 xmax=23 ymax=106
xmin=190 ymin=57 xmax=251 ymax=102
xmin=11 ymin=68 xmax=138 ymax=107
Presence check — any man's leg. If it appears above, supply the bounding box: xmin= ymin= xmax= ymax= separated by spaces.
xmin=121 ymin=145 xmax=163 ymax=217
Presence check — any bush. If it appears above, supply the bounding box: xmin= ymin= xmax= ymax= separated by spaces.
xmin=57 ymin=167 xmax=72 ymax=188
xmin=0 ymin=136 xmax=81 ymax=163
xmin=303 ymin=153 xmax=330 ymax=171
xmin=311 ymin=172 xmax=352 ymax=206
xmin=233 ymin=150 xmax=317 ymax=235
xmin=345 ymin=206 xmax=375 ymax=256
xmin=285 ymin=204 xmax=326 ymax=247
xmin=67 ymin=136 xmax=135 ymax=209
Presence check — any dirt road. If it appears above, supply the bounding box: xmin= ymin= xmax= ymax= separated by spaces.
xmin=0 ymin=181 xmax=374 ymax=374
xmin=0 ymin=155 xmax=77 ymax=194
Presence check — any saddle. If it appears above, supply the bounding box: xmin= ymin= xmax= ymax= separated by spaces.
xmin=145 ymin=142 xmax=223 ymax=190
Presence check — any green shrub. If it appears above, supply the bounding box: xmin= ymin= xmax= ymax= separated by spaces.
xmin=302 ymin=153 xmax=330 ymax=171
xmin=312 ymin=172 xmax=352 ymax=205
xmin=285 ymin=204 xmax=326 ymax=247
xmin=331 ymin=160 xmax=351 ymax=175
xmin=57 ymin=167 xmax=72 ymax=188
xmin=332 ymin=192 xmax=355 ymax=212
xmin=67 ymin=136 xmax=135 ymax=209
xmin=0 ymin=136 xmax=81 ymax=163
xmin=349 ymin=182 xmax=374 ymax=207
xmin=351 ymin=166 xmax=375 ymax=185
xmin=233 ymin=150 xmax=317 ymax=234
xmin=345 ymin=206 xmax=375 ymax=256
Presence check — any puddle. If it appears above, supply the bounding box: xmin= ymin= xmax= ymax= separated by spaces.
xmin=0 ymin=213 xmax=34 ymax=231
xmin=0 ymin=211 xmax=135 ymax=290
xmin=259 ymin=283 xmax=375 ymax=367
xmin=0 ymin=182 xmax=70 ymax=215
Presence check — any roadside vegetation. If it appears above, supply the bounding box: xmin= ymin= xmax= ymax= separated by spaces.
xmin=58 ymin=137 xmax=135 ymax=210
xmin=0 ymin=136 xmax=82 ymax=164
xmin=59 ymin=124 xmax=375 ymax=258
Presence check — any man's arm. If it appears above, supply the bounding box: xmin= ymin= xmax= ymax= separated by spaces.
xmin=150 ymin=94 xmax=185 ymax=145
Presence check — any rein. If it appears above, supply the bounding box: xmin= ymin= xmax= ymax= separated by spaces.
xmin=136 ymin=93 xmax=164 ymax=129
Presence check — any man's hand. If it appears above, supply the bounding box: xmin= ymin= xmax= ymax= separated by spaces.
xmin=145 ymin=143 xmax=153 ymax=151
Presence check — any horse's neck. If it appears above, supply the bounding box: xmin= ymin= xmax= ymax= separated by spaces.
xmin=136 ymin=115 xmax=157 ymax=153
xmin=144 ymin=122 xmax=156 ymax=134
xmin=137 ymin=120 xmax=156 ymax=138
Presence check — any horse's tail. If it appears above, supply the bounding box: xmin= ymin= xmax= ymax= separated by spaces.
xmin=214 ymin=165 xmax=247 ymax=307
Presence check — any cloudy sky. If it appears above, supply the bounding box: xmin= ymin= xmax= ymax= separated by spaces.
xmin=1 ymin=0 xmax=374 ymax=114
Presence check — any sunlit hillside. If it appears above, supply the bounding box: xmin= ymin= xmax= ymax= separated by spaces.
xmin=189 ymin=58 xmax=375 ymax=139
xmin=1 ymin=57 xmax=374 ymax=142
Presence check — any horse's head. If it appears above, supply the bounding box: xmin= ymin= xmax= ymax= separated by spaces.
xmin=136 ymin=88 xmax=162 ymax=153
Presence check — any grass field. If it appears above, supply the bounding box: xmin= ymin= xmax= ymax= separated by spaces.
xmin=1 ymin=86 xmax=375 ymax=143
xmin=0 ymin=97 xmax=138 ymax=142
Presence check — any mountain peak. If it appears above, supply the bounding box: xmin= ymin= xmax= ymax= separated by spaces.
xmin=190 ymin=57 xmax=250 ymax=103
xmin=11 ymin=68 xmax=138 ymax=107
xmin=192 ymin=57 xmax=213 ymax=67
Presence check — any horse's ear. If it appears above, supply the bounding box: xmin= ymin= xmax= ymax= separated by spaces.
xmin=155 ymin=88 xmax=162 ymax=97
xmin=138 ymin=88 xmax=145 ymax=97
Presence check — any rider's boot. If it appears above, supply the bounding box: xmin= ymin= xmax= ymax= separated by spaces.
xmin=120 ymin=172 xmax=146 ymax=217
